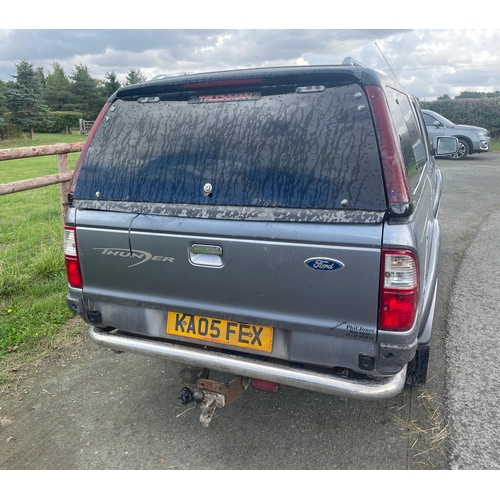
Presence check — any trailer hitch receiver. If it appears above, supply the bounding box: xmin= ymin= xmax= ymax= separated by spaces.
xmin=178 ymin=370 xmax=250 ymax=427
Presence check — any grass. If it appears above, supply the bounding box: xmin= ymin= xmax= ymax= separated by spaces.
xmin=393 ymin=390 xmax=450 ymax=469
xmin=0 ymin=133 xmax=85 ymax=383
xmin=490 ymin=138 xmax=500 ymax=152
xmin=0 ymin=132 xmax=85 ymax=150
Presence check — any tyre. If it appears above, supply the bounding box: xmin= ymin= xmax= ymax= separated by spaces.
xmin=405 ymin=345 xmax=430 ymax=386
xmin=447 ymin=139 xmax=469 ymax=160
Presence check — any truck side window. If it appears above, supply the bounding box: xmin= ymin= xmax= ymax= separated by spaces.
xmin=386 ymin=87 xmax=428 ymax=193
xmin=412 ymin=102 xmax=433 ymax=160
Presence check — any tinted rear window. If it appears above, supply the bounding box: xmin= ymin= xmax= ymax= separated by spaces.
xmin=75 ymin=83 xmax=386 ymax=211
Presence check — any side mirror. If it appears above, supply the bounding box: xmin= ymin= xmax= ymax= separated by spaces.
xmin=433 ymin=120 xmax=442 ymax=127
xmin=432 ymin=136 xmax=459 ymax=156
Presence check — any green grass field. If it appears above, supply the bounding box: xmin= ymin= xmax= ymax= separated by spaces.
xmin=0 ymin=133 xmax=85 ymax=377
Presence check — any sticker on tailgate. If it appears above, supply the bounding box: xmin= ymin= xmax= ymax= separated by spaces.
xmin=166 ymin=312 xmax=273 ymax=353
xmin=93 ymin=248 xmax=175 ymax=268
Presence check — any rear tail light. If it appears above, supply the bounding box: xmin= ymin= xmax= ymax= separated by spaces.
xmin=378 ymin=249 xmax=419 ymax=331
xmin=64 ymin=227 xmax=82 ymax=288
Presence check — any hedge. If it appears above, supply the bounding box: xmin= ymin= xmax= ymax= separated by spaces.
xmin=0 ymin=113 xmax=24 ymax=140
xmin=419 ymin=98 xmax=500 ymax=138
xmin=35 ymin=111 xmax=82 ymax=134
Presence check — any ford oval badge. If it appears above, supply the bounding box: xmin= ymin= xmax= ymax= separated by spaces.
xmin=304 ymin=257 xmax=345 ymax=272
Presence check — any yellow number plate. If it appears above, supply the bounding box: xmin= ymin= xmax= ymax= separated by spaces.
xmin=166 ymin=312 xmax=273 ymax=353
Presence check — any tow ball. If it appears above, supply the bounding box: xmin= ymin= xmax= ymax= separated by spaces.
xmin=178 ymin=368 xmax=251 ymax=427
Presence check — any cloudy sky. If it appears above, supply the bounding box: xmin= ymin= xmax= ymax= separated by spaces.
xmin=1 ymin=27 xmax=499 ymax=100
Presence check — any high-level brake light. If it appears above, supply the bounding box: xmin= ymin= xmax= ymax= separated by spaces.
xmin=179 ymin=78 xmax=263 ymax=89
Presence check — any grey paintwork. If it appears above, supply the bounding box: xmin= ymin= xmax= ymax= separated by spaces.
xmin=66 ymin=64 xmax=443 ymax=398
xmin=75 ymin=216 xmax=382 ymax=346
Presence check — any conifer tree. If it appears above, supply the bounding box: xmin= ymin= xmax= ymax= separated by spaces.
xmin=6 ymin=58 xmax=49 ymax=139
xmin=68 ymin=64 xmax=106 ymax=119
xmin=103 ymin=71 xmax=121 ymax=97
xmin=125 ymin=69 xmax=147 ymax=86
xmin=44 ymin=61 xmax=72 ymax=111
xmin=0 ymin=79 xmax=8 ymax=128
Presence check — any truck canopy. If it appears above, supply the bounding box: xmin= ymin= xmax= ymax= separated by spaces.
xmin=74 ymin=79 xmax=386 ymax=212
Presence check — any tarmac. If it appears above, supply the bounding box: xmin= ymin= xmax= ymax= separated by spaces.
xmin=446 ymin=207 xmax=500 ymax=468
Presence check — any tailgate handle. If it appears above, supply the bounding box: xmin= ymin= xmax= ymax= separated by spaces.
xmin=191 ymin=244 xmax=222 ymax=255
xmin=189 ymin=244 xmax=223 ymax=267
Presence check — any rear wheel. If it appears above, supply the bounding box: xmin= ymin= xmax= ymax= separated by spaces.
xmin=447 ymin=139 xmax=469 ymax=160
xmin=405 ymin=345 xmax=430 ymax=386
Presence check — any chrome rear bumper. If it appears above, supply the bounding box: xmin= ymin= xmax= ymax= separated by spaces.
xmin=89 ymin=326 xmax=406 ymax=400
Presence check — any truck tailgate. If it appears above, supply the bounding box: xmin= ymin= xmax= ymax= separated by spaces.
xmin=75 ymin=210 xmax=383 ymax=339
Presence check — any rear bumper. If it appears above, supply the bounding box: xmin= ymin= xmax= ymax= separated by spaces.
xmin=88 ymin=326 xmax=406 ymax=400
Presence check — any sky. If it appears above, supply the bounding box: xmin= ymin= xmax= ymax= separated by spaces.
xmin=1 ymin=15 xmax=499 ymax=101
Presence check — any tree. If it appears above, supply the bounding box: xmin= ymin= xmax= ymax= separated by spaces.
xmin=103 ymin=71 xmax=121 ymax=97
xmin=44 ymin=61 xmax=72 ymax=111
xmin=36 ymin=66 xmax=46 ymax=89
xmin=125 ymin=69 xmax=147 ymax=86
xmin=0 ymin=79 xmax=7 ymax=119
xmin=68 ymin=64 xmax=107 ymax=120
xmin=0 ymin=80 xmax=8 ymax=128
xmin=436 ymin=94 xmax=452 ymax=101
xmin=6 ymin=58 xmax=50 ymax=139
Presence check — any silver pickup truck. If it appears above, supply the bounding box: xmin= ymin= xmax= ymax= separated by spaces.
xmin=64 ymin=59 xmax=457 ymax=425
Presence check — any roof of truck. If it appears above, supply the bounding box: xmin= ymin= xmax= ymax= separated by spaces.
xmin=110 ymin=63 xmax=404 ymax=102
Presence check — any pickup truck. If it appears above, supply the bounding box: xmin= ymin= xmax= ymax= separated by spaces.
xmin=64 ymin=59 xmax=457 ymax=425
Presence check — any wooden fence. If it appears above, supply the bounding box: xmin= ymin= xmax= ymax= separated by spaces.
xmin=0 ymin=142 xmax=85 ymax=219
xmin=79 ymin=119 xmax=95 ymax=135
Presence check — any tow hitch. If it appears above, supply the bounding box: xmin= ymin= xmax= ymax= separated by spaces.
xmin=178 ymin=368 xmax=251 ymax=427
